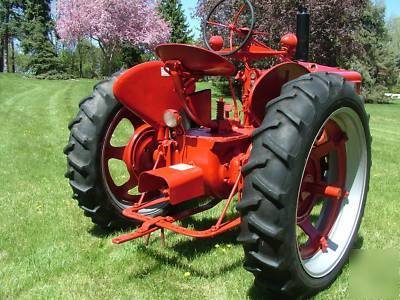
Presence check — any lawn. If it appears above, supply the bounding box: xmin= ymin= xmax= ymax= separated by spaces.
xmin=0 ymin=73 xmax=399 ymax=299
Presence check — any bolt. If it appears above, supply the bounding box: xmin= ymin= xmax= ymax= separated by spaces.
xmin=320 ymin=237 xmax=328 ymax=252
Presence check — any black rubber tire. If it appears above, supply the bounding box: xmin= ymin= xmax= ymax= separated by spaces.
xmin=64 ymin=77 xmax=134 ymax=229
xmin=237 ymin=72 xmax=371 ymax=298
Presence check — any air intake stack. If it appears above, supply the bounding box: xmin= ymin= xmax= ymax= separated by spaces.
xmin=295 ymin=6 xmax=310 ymax=61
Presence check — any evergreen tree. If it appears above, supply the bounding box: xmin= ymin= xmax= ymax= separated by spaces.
xmin=0 ymin=0 xmax=20 ymax=72
xmin=20 ymin=0 xmax=60 ymax=76
xmin=159 ymin=0 xmax=193 ymax=44
xmin=349 ymin=1 xmax=398 ymax=100
xmin=388 ymin=17 xmax=400 ymax=70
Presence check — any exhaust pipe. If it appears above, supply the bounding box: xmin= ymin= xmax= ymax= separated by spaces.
xmin=295 ymin=6 xmax=310 ymax=61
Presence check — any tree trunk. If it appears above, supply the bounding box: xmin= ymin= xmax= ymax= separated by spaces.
xmin=0 ymin=41 xmax=3 ymax=72
xmin=98 ymin=40 xmax=113 ymax=77
xmin=11 ymin=38 xmax=15 ymax=73
xmin=107 ymin=53 xmax=113 ymax=76
xmin=78 ymin=41 xmax=83 ymax=78
xmin=3 ymin=10 xmax=9 ymax=73
xmin=3 ymin=34 xmax=8 ymax=73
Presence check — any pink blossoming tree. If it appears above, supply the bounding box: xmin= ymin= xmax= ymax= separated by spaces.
xmin=56 ymin=0 xmax=170 ymax=74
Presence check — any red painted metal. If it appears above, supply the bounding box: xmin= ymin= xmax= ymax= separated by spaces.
xmin=175 ymin=128 xmax=251 ymax=199
xmin=113 ymin=61 xmax=183 ymax=129
xmin=112 ymin=212 xmax=241 ymax=243
xmin=112 ymin=197 xmax=241 ymax=244
xmin=156 ymin=44 xmax=236 ymax=76
xmin=109 ymin=1 xmax=362 ymax=244
xmin=139 ymin=164 xmax=205 ymax=205
xmin=186 ymin=89 xmax=212 ymax=125
xmin=280 ymin=33 xmax=298 ymax=56
xmin=101 ymin=107 xmax=154 ymax=204
xmin=299 ymin=62 xmax=363 ymax=93
xmin=297 ymin=121 xmax=348 ymax=258
xmin=249 ymin=62 xmax=310 ymax=126
xmin=209 ymin=36 xmax=224 ymax=51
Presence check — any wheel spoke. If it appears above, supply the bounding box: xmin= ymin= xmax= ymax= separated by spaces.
xmin=316 ymin=129 xmax=328 ymax=146
xmin=100 ymin=106 xmax=151 ymax=206
xmin=233 ymin=4 xmax=246 ymax=25
xmin=104 ymin=145 xmax=125 ymax=160
xmin=312 ymin=141 xmax=336 ymax=159
xmin=116 ymin=107 xmax=143 ymax=130
xmin=298 ymin=217 xmax=321 ymax=244
xmin=119 ymin=176 xmax=137 ymax=194
xmin=229 ymin=30 xmax=234 ymax=50
xmin=207 ymin=20 xmax=230 ymax=29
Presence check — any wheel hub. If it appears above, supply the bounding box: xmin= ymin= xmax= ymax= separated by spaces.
xmin=101 ymin=107 xmax=157 ymax=208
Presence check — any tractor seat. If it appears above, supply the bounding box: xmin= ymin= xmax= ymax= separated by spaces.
xmin=155 ymin=43 xmax=236 ymax=77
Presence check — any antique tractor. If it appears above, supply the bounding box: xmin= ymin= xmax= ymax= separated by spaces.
xmin=64 ymin=0 xmax=371 ymax=298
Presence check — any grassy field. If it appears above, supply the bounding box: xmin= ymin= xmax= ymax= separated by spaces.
xmin=0 ymin=73 xmax=399 ymax=299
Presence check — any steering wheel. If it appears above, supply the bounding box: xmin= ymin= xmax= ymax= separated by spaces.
xmin=204 ymin=0 xmax=255 ymax=56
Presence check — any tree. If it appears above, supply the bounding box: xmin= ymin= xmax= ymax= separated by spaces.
xmin=197 ymin=0 xmax=398 ymax=101
xmin=349 ymin=1 xmax=398 ymax=99
xmin=58 ymin=38 xmax=102 ymax=78
xmin=56 ymin=0 xmax=170 ymax=75
xmin=158 ymin=0 xmax=192 ymax=44
xmin=0 ymin=0 xmax=20 ymax=73
xmin=19 ymin=0 xmax=60 ymax=76
xmin=388 ymin=16 xmax=400 ymax=69
xmin=196 ymin=0 xmax=367 ymax=67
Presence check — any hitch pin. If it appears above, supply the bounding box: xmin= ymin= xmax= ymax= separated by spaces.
xmin=160 ymin=229 xmax=166 ymax=247
xmin=143 ymin=229 xmax=166 ymax=247
xmin=144 ymin=233 xmax=151 ymax=246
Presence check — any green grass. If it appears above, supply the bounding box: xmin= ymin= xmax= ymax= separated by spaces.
xmin=0 ymin=74 xmax=399 ymax=299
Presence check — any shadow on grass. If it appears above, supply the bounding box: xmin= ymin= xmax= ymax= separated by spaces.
xmin=88 ymin=222 xmax=139 ymax=238
xmin=88 ymin=225 xmax=114 ymax=238
xmin=352 ymin=234 xmax=364 ymax=250
xmin=87 ymin=215 xmax=243 ymax=278
xmin=131 ymin=216 xmax=242 ymax=278
xmin=248 ymin=284 xmax=297 ymax=300
xmin=88 ymin=214 xmax=365 ymax=294
xmin=134 ymin=245 xmax=243 ymax=279
xmin=173 ymin=216 xmax=240 ymax=257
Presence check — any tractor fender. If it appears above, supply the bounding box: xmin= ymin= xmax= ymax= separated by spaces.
xmin=298 ymin=62 xmax=362 ymax=94
xmin=113 ymin=61 xmax=184 ymax=129
xmin=249 ymin=62 xmax=309 ymax=126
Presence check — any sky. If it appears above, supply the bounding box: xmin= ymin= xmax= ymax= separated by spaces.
xmin=384 ymin=0 xmax=400 ymax=19
xmin=181 ymin=0 xmax=201 ymax=39
xmin=182 ymin=0 xmax=400 ymax=38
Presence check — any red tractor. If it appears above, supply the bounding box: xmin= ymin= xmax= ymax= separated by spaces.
xmin=65 ymin=0 xmax=371 ymax=298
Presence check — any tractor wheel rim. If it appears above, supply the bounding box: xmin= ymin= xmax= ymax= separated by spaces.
xmin=101 ymin=107 xmax=155 ymax=209
xmin=296 ymin=107 xmax=368 ymax=278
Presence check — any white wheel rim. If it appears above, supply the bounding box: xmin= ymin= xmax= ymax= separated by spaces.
xmin=297 ymin=107 xmax=368 ymax=278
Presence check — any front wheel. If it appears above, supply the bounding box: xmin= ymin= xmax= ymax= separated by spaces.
xmin=237 ymin=72 xmax=371 ymax=298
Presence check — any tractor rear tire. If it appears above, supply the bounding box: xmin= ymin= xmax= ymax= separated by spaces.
xmin=64 ymin=77 xmax=133 ymax=229
xmin=237 ymin=72 xmax=371 ymax=298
